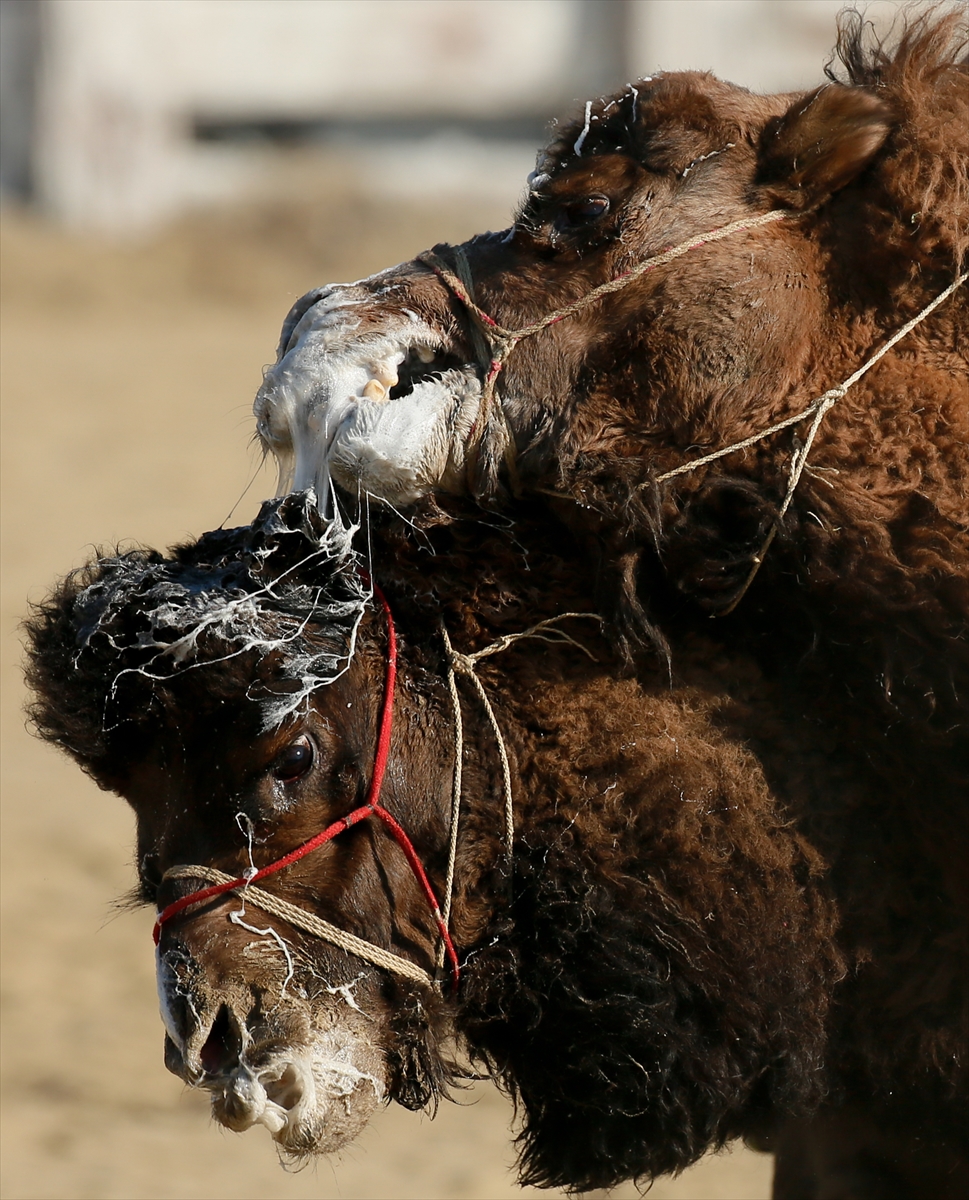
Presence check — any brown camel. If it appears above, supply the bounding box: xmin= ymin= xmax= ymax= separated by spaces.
xmin=253 ymin=9 xmax=967 ymax=721
xmin=24 ymin=488 xmax=966 ymax=1198
xmin=22 ymin=8 xmax=967 ymax=1199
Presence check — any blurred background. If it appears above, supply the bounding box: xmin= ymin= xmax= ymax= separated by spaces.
xmin=1 ymin=0 xmax=915 ymax=231
xmin=0 ymin=3 xmax=930 ymax=1198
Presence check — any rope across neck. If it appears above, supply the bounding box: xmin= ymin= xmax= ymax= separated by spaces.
xmin=436 ymin=611 xmax=604 ymax=962
xmin=419 ymin=217 xmax=966 ymax=614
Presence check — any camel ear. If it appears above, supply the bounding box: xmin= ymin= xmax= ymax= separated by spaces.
xmin=756 ymin=84 xmax=894 ymax=209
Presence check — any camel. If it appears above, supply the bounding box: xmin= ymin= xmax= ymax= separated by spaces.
xmin=245 ymin=9 xmax=968 ymax=1194
xmin=23 ymin=9 xmax=967 ymax=1198
xmin=25 ymin=490 xmax=966 ymax=1198
xmin=253 ymin=8 xmax=967 ymax=715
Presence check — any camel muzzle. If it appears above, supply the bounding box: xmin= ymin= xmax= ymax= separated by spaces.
xmin=155 ymin=928 xmax=387 ymax=1157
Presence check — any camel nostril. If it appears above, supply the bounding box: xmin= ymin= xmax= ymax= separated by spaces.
xmin=263 ymin=1063 xmax=304 ymax=1112
xmin=200 ymin=1004 xmax=240 ymax=1077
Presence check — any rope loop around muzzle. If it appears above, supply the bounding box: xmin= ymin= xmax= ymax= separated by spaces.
xmin=161 ymin=863 xmax=436 ymax=988
xmin=417 ymin=209 xmax=791 ymax=472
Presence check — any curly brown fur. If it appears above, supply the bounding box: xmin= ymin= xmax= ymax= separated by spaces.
xmin=24 ymin=10 xmax=969 ymax=1194
xmin=457 ymin=666 xmax=838 ymax=1190
xmin=25 ymin=498 xmax=844 ymax=1192
xmin=285 ymin=12 xmax=967 ymax=736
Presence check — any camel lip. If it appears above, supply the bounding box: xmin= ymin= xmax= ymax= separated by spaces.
xmin=321 ymin=364 xmax=484 ymax=505
xmin=205 ymin=1030 xmax=386 ymax=1153
xmin=253 ymin=284 xmax=488 ymax=508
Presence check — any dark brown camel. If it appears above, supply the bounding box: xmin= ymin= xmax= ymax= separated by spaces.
xmin=24 ymin=490 xmax=966 ymax=1198
xmin=23 ymin=9 xmax=967 ymax=1199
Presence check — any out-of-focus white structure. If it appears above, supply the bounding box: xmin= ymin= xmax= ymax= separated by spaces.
xmin=1 ymin=0 xmax=924 ymax=232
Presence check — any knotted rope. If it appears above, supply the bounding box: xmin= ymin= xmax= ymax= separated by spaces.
xmin=162 ymin=863 xmax=435 ymax=988
xmin=648 ymin=270 xmax=965 ymax=613
xmin=418 ymin=209 xmax=790 ymax=475
xmin=155 ymin=585 xmax=460 ymax=992
xmin=421 ymin=211 xmax=965 ymax=613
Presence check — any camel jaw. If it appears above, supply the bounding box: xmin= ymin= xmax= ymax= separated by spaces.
xmin=254 ymin=281 xmax=483 ymax=510
xmin=158 ymin=943 xmax=387 ymax=1159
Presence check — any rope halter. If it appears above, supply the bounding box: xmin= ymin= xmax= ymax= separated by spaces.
xmin=419 ymin=217 xmax=966 ymax=613
xmin=417 ymin=210 xmax=791 ymax=476
xmin=152 ymin=587 xmax=607 ymax=997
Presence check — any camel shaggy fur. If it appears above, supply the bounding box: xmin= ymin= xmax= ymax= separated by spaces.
xmin=248 ymin=21 xmax=969 ymax=1190
xmin=22 ymin=9 xmax=968 ymax=1199
xmin=254 ymin=9 xmax=967 ymax=726
xmin=25 ymin=490 xmax=967 ymax=1197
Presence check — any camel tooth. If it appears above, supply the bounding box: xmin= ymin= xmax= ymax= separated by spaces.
xmin=363 ymin=379 xmax=388 ymax=402
xmin=369 ymin=360 xmax=399 ymax=388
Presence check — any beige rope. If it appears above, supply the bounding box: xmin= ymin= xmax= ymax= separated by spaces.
xmin=711 ymin=271 xmax=966 ymax=613
xmin=163 ymin=864 xmax=435 ymax=989
xmin=418 ymin=210 xmax=790 ymax=489
xmin=451 ymin=245 xmax=491 ymax=368
xmin=449 ymin=247 xmax=523 ymax=493
xmin=436 ymin=653 xmax=464 ymax=971
xmin=652 ymin=390 xmax=843 ymax=484
xmin=655 ymin=271 xmax=967 ymax=488
xmin=437 ymin=612 xmax=604 ymax=940
xmin=425 ymin=212 xmax=964 ymax=614
xmin=538 ymin=272 xmax=965 ymax=612
xmin=420 ymin=211 xmax=789 ymax=348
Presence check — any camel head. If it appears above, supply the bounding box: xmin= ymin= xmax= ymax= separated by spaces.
xmin=23 ymin=494 xmax=459 ymax=1160
xmin=25 ymin=493 xmax=844 ymax=1189
xmin=253 ymin=11 xmax=966 ymax=623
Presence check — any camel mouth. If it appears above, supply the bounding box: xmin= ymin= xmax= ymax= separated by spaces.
xmin=169 ymin=1010 xmax=386 ymax=1156
xmin=209 ymin=1031 xmax=385 ymax=1155
xmin=388 ymin=343 xmax=471 ymax=402
xmin=254 ymin=287 xmax=484 ymax=509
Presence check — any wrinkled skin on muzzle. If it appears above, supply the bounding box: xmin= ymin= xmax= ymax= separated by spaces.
xmin=156 ymin=889 xmax=388 ymax=1156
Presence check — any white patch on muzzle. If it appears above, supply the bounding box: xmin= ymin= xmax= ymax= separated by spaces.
xmin=213 ymin=1026 xmax=386 ymax=1155
xmin=254 ymin=281 xmax=482 ymax=510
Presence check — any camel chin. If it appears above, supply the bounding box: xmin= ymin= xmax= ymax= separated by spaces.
xmin=204 ymin=1027 xmax=386 ymax=1157
xmin=254 ymin=281 xmax=482 ymax=510
xmin=161 ymin=995 xmax=386 ymax=1158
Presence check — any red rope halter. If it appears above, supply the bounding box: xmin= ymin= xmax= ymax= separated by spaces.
xmin=153 ymin=583 xmax=461 ymax=991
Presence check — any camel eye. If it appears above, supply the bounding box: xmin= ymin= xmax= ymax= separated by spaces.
xmin=271 ymin=736 xmax=314 ymax=784
xmin=559 ymin=195 xmax=610 ymax=228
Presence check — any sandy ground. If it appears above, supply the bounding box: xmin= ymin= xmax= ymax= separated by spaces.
xmin=0 ymin=190 xmax=773 ymax=1200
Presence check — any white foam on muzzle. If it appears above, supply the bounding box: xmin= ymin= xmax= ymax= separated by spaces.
xmin=254 ymin=282 xmax=483 ymax=511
